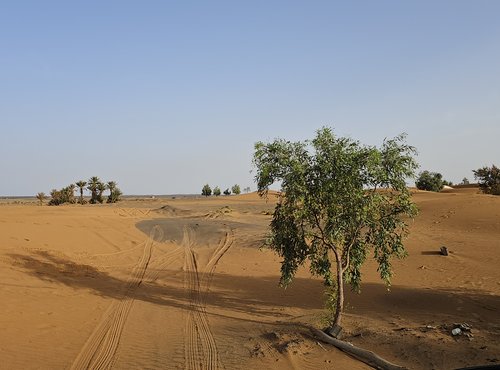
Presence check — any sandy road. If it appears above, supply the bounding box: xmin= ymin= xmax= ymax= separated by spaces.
xmin=182 ymin=226 xmax=233 ymax=370
xmin=70 ymin=222 xmax=233 ymax=369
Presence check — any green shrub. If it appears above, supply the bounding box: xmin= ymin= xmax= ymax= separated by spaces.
xmin=231 ymin=184 xmax=241 ymax=195
xmin=202 ymin=184 xmax=212 ymax=197
xmin=473 ymin=165 xmax=500 ymax=195
xmin=415 ymin=171 xmax=444 ymax=192
xmin=213 ymin=186 xmax=221 ymax=196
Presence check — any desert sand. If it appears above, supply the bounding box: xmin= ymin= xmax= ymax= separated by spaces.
xmin=0 ymin=188 xmax=499 ymax=369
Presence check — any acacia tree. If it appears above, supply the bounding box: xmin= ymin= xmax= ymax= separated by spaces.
xmin=473 ymin=165 xmax=500 ymax=195
xmin=253 ymin=127 xmax=418 ymax=336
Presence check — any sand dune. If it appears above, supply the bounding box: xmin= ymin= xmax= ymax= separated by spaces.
xmin=0 ymin=189 xmax=498 ymax=369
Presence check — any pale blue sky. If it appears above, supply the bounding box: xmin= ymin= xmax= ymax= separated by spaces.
xmin=1 ymin=1 xmax=499 ymax=195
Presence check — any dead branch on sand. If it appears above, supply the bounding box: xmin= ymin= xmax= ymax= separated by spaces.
xmin=309 ymin=326 xmax=408 ymax=370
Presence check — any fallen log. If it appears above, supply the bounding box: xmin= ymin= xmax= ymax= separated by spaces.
xmin=309 ymin=326 xmax=408 ymax=370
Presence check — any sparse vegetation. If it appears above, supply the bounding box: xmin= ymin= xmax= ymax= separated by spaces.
xmin=253 ymin=127 xmax=418 ymax=336
xmin=244 ymin=186 xmax=251 ymax=193
xmin=231 ymin=184 xmax=241 ymax=195
xmin=202 ymin=184 xmax=212 ymax=197
xmin=474 ymin=165 xmax=500 ymax=195
xmin=46 ymin=177 xmax=121 ymax=206
xmin=35 ymin=192 xmax=46 ymax=206
xmin=461 ymin=177 xmax=470 ymax=185
xmin=415 ymin=171 xmax=444 ymax=192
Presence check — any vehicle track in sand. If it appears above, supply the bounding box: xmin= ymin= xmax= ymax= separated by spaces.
xmin=71 ymin=225 xmax=182 ymax=370
xmin=71 ymin=222 xmax=233 ymax=370
xmin=183 ymin=226 xmax=234 ymax=370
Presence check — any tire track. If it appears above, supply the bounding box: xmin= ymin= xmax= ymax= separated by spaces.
xmin=71 ymin=226 xmax=161 ymax=370
xmin=183 ymin=226 xmax=234 ymax=370
xmin=72 ymin=223 xmax=233 ymax=370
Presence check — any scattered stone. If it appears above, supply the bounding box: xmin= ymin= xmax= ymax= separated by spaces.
xmin=451 ymin=323 xmax=473 ymax=337
xmin=453 ymin=322 xmax=472 ymax=332
xmin=440 ymin=246 xmax=449 ymax=256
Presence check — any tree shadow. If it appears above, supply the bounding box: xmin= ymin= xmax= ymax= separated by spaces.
xmin=6 ymin=250 xmax=325 ymax=319
xmin=344 ymin=282 xmax=500 ymax=327
xmin=7 ymin=250 xmax=500 ymax=328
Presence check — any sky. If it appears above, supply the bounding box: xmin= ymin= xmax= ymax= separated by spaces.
xmin=1 ymin=1 xmax=499 ymax=196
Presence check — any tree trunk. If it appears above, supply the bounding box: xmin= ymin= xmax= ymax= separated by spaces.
xmin=311 ymin=326 xmax=408 ymax=370
xmin=334 ymin=259 xmax=344 ymax=327
xmin=326 ymin=251 xmax=344 ymax=338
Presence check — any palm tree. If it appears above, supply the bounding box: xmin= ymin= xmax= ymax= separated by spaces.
xmin=66 ymin=184 xmax=77 ymax=204
xmin=87 ymin=176 xmax=101 ymax=204
xmin=35 ymin=192 xmax=46 ymax=206
xmin=107 ymin=181 xmax=116 ymax=203
xmin=97 ymin=182 xmax=107 ymax=204
xmin=75 ymin=180 xmax=87 ymax=204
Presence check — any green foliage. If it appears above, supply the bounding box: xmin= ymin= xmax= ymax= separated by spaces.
xmin=48 ymin=185 xmax=77 ymax=206
xmin=253 ymin=127 xmax=418 ymax=328
xmin=106 ymin=181 xmax=122 ymax=203
xmin=46 ymin=177 xmax=121 ymax=206
xmin=213 ymin=186 xmax=221 ymax=196
xmin=87 ymin=176 xmax=101 ymax=204
xmin=202 ymin=184 xmax=212 ymax=197
xmin=96 ymin=182 xmax=107 ymax=204
xmin=231 ymin=184 xmax=241 ymax=195
xmin=75 ymin=180 xmax=87 ymax=204
xmin=223 ymin=188 xmax=231 ymax=196
xmin=415 ymin=171 xmax=444 ymax=192
xmin=473 ymin=165 xmax=500 ymax=195
xmin=35 ymin=192 xmax=46 ymax=206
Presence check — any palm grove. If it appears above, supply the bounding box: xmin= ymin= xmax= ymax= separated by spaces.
xmin=36 ymin=177 xmax=122 ymax=206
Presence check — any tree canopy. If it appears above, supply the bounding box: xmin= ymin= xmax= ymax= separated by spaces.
xmin=253 ymin=127 xmax=418 ymax=334
xmin=474 ymin=165 xmax=500 ymax=195
xmin=202 ymin=184 xmax=212 ymax=197
xmin=231 ymin=184 xmax=241 ymax=195
xmin=415 ymin=171 xmax=444 ymax=192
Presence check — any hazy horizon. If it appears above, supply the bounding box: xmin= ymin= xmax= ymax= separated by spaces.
xmin=2 ymin=1 xmax=499 ymax=196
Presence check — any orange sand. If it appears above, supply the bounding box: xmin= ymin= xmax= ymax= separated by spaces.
xmin=0 ymin=188 xmax=498 ymax=369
